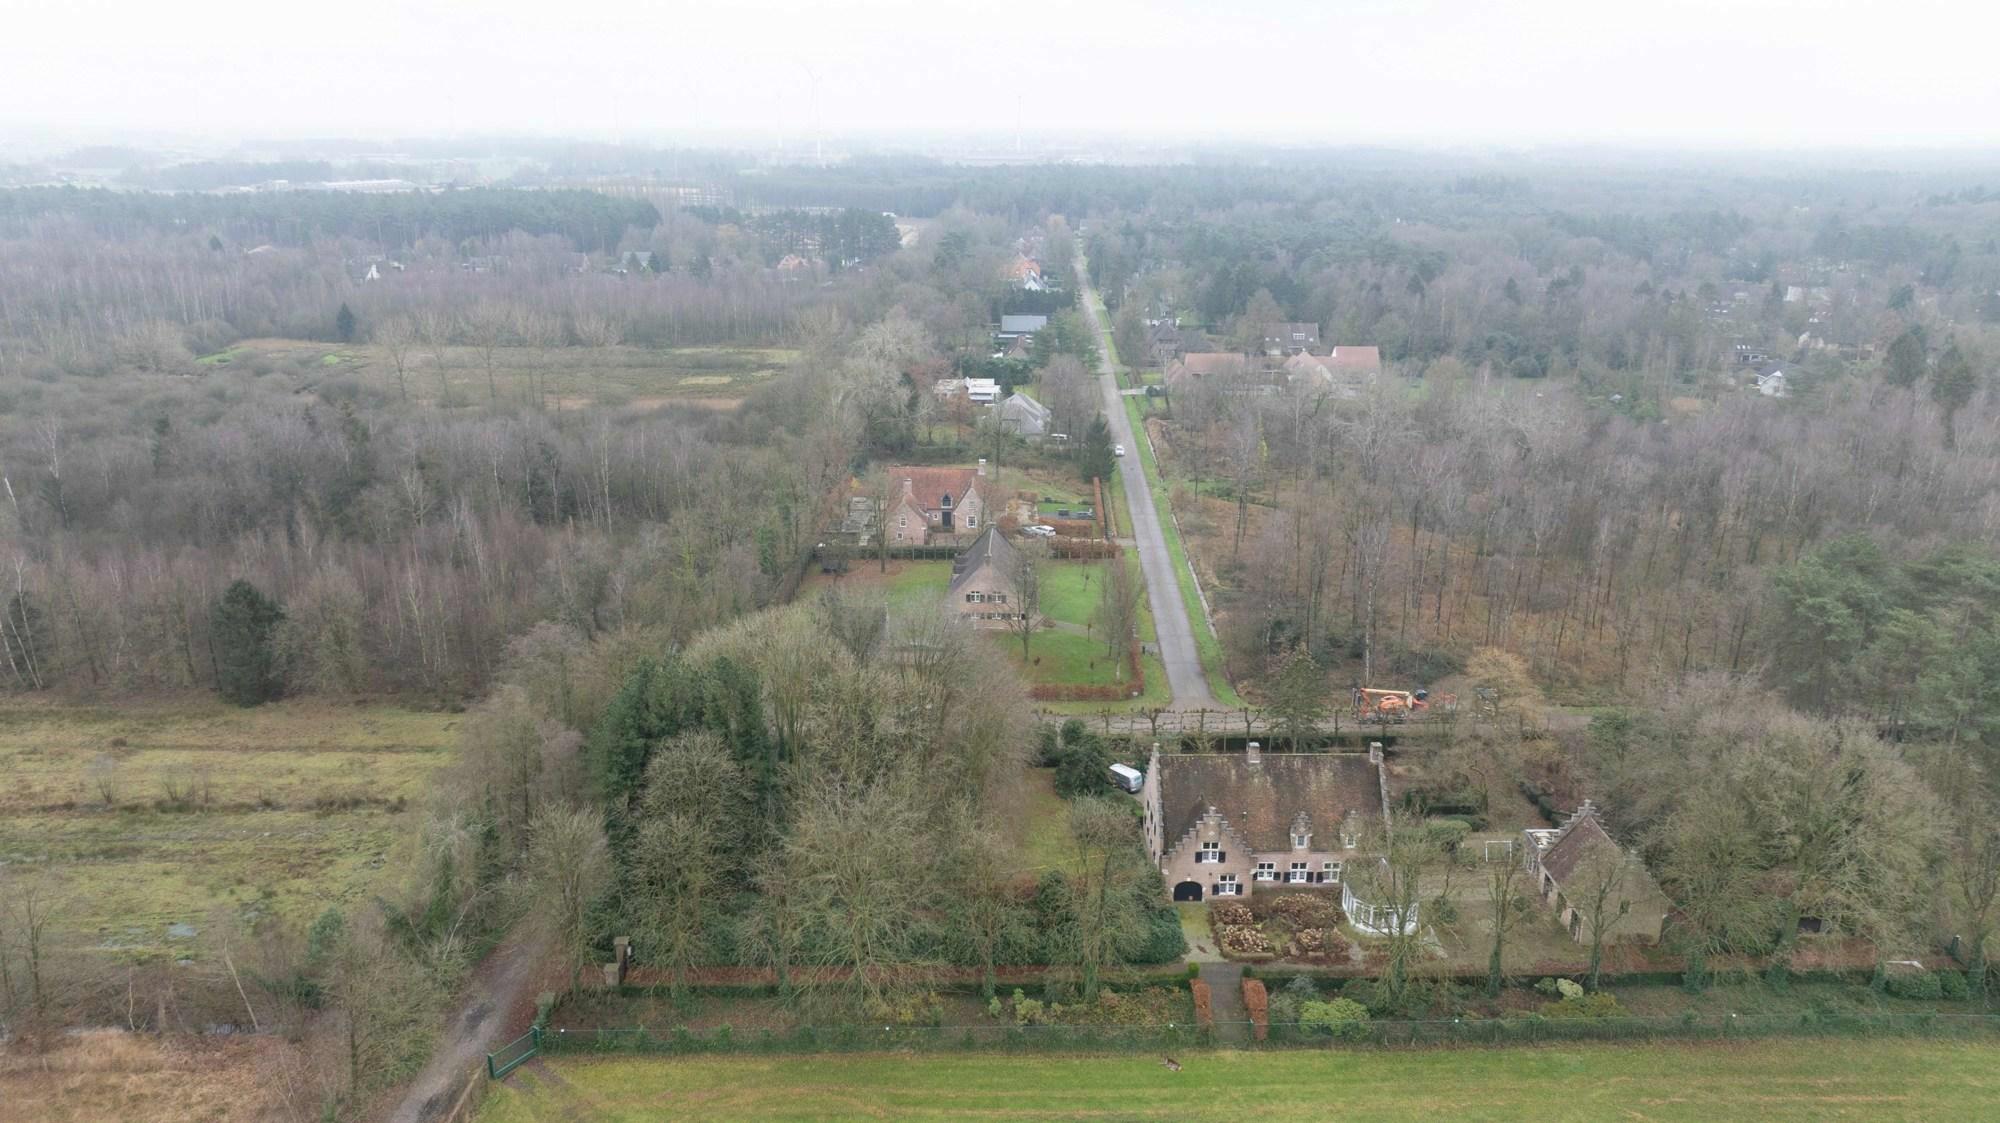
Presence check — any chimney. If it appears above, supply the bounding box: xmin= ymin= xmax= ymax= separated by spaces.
xmin=1246 ymin=740 xmax=1261 ymax=765
xmin=1368 ymin=741 xmax=1384 ymax=765
xmin=976 ymin=458 xmax=987 ymax=477
xmin=901 ymin=477 xmax=914 ymax=498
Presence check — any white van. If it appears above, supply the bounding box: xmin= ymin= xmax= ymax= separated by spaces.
xmin=1109 ymin=762 xmax=1144 ymax=793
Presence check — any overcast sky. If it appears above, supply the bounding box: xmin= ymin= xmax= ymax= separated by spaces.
xmin=3 ymin=0 xmax=1998 ymax=149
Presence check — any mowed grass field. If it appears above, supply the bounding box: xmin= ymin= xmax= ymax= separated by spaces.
xmin=479 ymin=1038 xmax=2000 ymax=1121
xmin=0 ymin=697 xmax=457 ymax=958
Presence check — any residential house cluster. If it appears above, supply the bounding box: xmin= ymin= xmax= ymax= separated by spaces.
xmin=1162 ymin=332 xmax=1384 ymax=399
xmin=1145 ymin=316 xmax=1385 ymax=397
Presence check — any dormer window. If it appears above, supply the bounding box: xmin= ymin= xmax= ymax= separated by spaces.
xmin=940 ymin=494 xmax=953 ymax=508
xmin=1292 ymin=831 xmax=1310 ymax=849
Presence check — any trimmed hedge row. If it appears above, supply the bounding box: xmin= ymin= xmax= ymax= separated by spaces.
xmin=540 ymin=1021 xmax=1207 ymax=1057
xmin=536 ymin=1010 xmax=2000 ymax=1058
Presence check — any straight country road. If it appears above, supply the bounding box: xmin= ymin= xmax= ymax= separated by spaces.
xmin=1075 ymin=256 xmax=1220 ymax=711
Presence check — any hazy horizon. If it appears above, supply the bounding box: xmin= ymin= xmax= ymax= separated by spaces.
xmin=4 ymin=0 xmax=1999 ymax=151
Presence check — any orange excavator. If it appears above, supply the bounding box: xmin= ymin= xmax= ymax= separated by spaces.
xmin=1355 ymin=687 xmax=1430 ymax=721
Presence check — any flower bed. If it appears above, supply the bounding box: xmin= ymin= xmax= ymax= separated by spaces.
xmin=1210 ymin=895 xmax=1349 ymax=963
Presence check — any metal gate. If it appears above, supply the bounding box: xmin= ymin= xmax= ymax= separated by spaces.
xmin=487 ymin=1026 xmax=541 ymax=1079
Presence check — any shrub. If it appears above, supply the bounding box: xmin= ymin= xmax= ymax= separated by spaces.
xmin=1886 ymin=971 xmax=1945 ymax=1001
xmin=1209 ymin=902 xmax=1255 ymax=927
xmin=1539 ymin=992 xmax=1624 ymax=1020
xmin=864 ymin=991 xmax=944 ymax=1026
xmin=1534 ymin=977 xmax=1581 ymax=999
xmin=1339 ymin=979 xmax=1379 ymax=1010
xmin=1938 ymin=970 xmax=1970 ymax=1001
xmin=1054 ymin=736 xmax=1112 ymax=798
xmin=1034 ymin=724 xmax=1063 ymax=767
xmin=1299 ymin=997 xmax=1372 ymax=1041
xmin=1216 ymin=924 xmax=1273 ymax=956
xmin=1134 ymin=908 xmax=1187 ymax=964
xmin=1268 ymin=894 xmax=1345 ymax=929
xmin=1284 ymin=976 xmax=1319 ymax=999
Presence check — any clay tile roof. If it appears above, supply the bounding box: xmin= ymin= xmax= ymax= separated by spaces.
xmin=1158 ymin=754 xmax=1381 ymax=852
xmin=1169 ymin=353 xmax=1255 ymax=380
xmin=1328 ymin=346 xmax=1382 ymax=372
xmin=889 ymin=466 xmax=985 ymax=511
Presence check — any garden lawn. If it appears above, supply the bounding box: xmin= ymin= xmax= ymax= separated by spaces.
xmin=1007 ymin=768 xmax=1075 ymax=875
xmin=992 ymin=630 xmax=1134 ymax=690
xmin=479 ymin=1038 xmax=2000 ymax=1122
xmin=1036 ymin=558 xmax=1136 ymax=629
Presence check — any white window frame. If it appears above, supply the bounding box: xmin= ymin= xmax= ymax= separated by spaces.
xmin=1289 ymin=861 xmax=1309 ymax=884
xmin=1198 ymin=841 xmax=1220 ymax=864
xmin=1323 ymin=860 xmax=1342 ymax=883
xmin=1254 ymin=861 xmax=1277 ymax=882
xmin=965 ymin=515 xmax=976 ymax=528
xmin=1292 ymin=832 xmax=1309 ymax=849
xmin=898 ymin=516 xmax=907 ymax=529
xmin=1216 ymin=874 xmax=1240 ymax=896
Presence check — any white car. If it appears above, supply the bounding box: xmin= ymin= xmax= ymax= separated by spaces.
xmin=1024 ymin=524 xmax=1058 ymax=538
xmin=1114 ymin=443 xmax=1126 ymax=457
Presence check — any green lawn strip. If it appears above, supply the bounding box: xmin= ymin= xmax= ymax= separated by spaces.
xmin=992 ymin=630 xmax=1138 ymax=690
xmin=480 ymin=1039 xmax=2000 ymax=1122
xmin=1032 ymin=651 xmax=1171 ymax=716
xmin=875 ymin=560 xmax=953 ymax=607
xmin=1087 ymin=291 xmax=1123 ymax=372
xmin=1009 ymin=768 xmax=1077 ymax=875
xmin=1037 ymin=559 xmax=1119 ymax=629
xmin=1122 ymin=394 xmax=1245 ymax=708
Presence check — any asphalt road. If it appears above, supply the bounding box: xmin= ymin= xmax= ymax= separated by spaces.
xmin=1075 ymin=259 xmax=1220 ymax=712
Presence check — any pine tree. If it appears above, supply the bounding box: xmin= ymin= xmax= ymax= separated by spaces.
xmin=1267 ymin=646 xmax=1329 ymax=752
xmin=1931 ymin=342 xmax=1980 ymax=449
xmin=1885 ymin=326 xmax=1927 ymax=388
xmin=211 ymin=580 xmax=285 ymax=705
xmin=1078 ymin=414 xmax=1116 ymax=486
xmin=335 ymin=303 xmax=357 ymax=343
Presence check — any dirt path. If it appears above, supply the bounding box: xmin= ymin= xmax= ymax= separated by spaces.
xmin=385 ymin=923 xmax=554 ymax=1123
